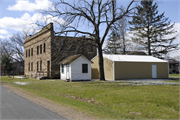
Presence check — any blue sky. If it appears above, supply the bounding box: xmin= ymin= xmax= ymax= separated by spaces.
xmin=0 ymin=0 xmax=179 ymax=57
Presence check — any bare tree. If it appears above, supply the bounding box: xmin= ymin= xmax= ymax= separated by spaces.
xmin=116 ymin=16 xmax=129 ymax=54
xmin=104 ymin=15 xmax=131 ymax=54
xmin=9 ymin=33 xmax=25 ymax=69
xmin=0 ymin=39 xmax=14 ymax=57
xmin=39 ymin=0 xmax=135 ymax=80
xmin=5 ymin=29 xmax=35 ymax=71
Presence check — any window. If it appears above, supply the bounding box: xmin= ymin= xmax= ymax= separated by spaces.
xmin=82 ymin=64 xmax=88 ymax=73
xmin=44 ymin=43 xmax=46 ymax=53
xmin=37 ymin=46 xmax=39 ymax=55
xmin=88 ymin=45 xmax=93 ymax=52
xmin=29 ymin=49 xmax=30 ymax=57
xmin=37 ymin=61 xmax=39 ymax=71
xmin=26 ymin=50 xmax=27 ymax=57
xmin=31 ymin=62 xmax=33 ymax=71
xmin=40 ymin=61 xmax=42 ymax=71
xmin=60 ymin=41 xmax=64 ymax=50
xmin=61 ymin=64 xmax=64 ymax=74
xmin=40 ymin=44 xmax=42 ymax=54
xmin=31 ymin=48 xmax=33 ymax=56
xmin=28 ymin=62 xmax=30 ymax=71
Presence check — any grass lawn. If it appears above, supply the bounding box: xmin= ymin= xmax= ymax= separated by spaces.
xmin=1 ymin=76 xmax=179 ymax=119
xmin=169 ymin=74 xmax=180 ymax=77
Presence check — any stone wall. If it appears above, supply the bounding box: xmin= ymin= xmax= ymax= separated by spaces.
xmin=24 ymin=23 xmax=97 ymax=78
xmin=24 ymin=23 xmax=53 ymax=77
xmin=51 ymin=36 xmax=97 ymax=78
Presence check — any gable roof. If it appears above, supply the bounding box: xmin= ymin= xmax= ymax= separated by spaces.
xmin=103 ymin=54 xmax=168 ymax=63
xmin=59 ymin=54 xmax=92 ymax=64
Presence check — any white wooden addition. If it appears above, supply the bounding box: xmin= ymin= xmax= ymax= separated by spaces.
xmin=60 ymin=55 xmax=91 ymax=81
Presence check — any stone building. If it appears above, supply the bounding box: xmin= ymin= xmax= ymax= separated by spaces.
xmin=24 ymin=23 xmax=96 ymax=78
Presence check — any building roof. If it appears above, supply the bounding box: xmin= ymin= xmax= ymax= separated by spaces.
xmin=103 ymin=54 xmax=168 ymax=63
xmin=59 ymin=54 xmax=92 ymax=64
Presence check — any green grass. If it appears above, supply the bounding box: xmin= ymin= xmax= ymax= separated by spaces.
xmin=169 ymin=74 xmax=180 ymax=77
xmin=1 ymin=76 xmax=179 ymax=119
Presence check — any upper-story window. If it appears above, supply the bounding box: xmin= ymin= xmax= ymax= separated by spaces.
xmin=40 ymin=44 xmax=42 ymax=54
xmin=44 ymin=43 xmax=46 ymax=53
xmin=29 ymin=49 xmax=30 ymax=57
xmin=26 ymin=50 xmax=27 ymax=57
xmin=37 ymin=46 xmax=39 ymax=55
xmin=88 ymin=45 xmax=93 ymax=52
xmin=61 ymin=41 xmax=64 ymax=50
xmin=31 ymin=48 xmax=33 ymax=56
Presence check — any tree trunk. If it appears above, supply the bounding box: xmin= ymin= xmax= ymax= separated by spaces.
xmin=98 ymin=44 xmax=105 ymax=80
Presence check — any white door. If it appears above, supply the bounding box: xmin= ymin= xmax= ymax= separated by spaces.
xmin=66 ymin=64 xmax=70 ymax=79
xmin=152 ymin=65 xmax=157 ymax=78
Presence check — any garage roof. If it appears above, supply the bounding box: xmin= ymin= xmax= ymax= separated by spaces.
xmin=103 ymin=54 xmax=168 ymax=62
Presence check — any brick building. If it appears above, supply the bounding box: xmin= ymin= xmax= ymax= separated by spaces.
xmin=24 ymin=23 xmax=96 ymax=78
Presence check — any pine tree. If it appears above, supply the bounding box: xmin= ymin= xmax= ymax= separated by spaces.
xmin=104 ymin=31 xmax=121 ymax=54
xmin=129 ymin=0 xmax=178 ymax=58
xmin=1 ymin=54 xmax=14 ymax=74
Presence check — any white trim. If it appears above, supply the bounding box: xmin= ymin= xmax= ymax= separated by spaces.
xmin=91 ymin=54 xmax=98 ymax=61
xmin=113 ymin=61 xmax=115 ymax=81
xmin=103 ymin=54 xmax=168 ymax=63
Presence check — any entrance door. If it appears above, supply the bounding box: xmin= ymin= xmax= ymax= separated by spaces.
xmin=47 ymin=61 xmax=50 ymax=77
xmin=152 ymin=65 xmax=157 ymax=78
xmin=66 ymin=64 xmax=70 ymax=79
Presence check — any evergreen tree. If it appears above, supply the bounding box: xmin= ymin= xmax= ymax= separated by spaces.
xmin=1 ymin=54 xmax=14 ymax=74
xmin=104 ymin=31 xmax=121 ymax=54
xmin=129 ymin=0 xmax=178 ymax=58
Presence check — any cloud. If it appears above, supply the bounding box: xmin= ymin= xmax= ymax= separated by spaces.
xmin=0 ymin=35 xmax=5 ymax=39
xmin=0 ymin=13 xmax=36 ymax=31
xmin=7 ymin=0 xmax=52 ymax=11
xmin=0 ymin=29 xmax=9 ymax=34
xmin=0 ymin=13 xmax=67 ymax=32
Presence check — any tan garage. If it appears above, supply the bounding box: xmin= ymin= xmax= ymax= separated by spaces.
xmin=91 ymin=54 xmax=169 ymax=80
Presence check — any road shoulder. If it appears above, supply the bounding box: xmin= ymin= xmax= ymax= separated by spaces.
xmin=1 ymin=83 xmax=97 ymax=120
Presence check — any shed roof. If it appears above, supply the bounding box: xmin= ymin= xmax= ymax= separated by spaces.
xmin=59 ymin=54 xmax=92 ymax=64
xmin=103 ymin=54 xmax=168 ymax=62
xmin=59 ymin=54 xmax=81 ymax=64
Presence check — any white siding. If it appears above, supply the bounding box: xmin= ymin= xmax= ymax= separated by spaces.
xmin=60 ymin=64 xmax=66 ymax=80
xmin=71 ymin=56 xmax=91 ymax=80
xmin=69 ymin=64 xmax=72 ymax=80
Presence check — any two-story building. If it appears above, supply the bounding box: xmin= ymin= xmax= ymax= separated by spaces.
xmin=24 ymin=23 xmax=96 ymax=78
